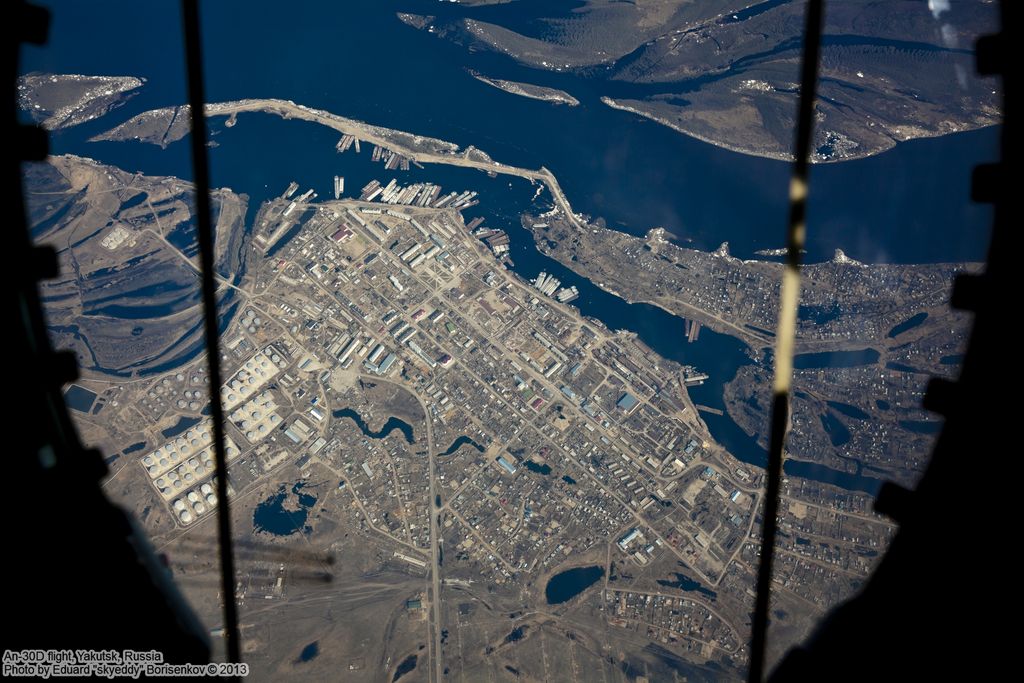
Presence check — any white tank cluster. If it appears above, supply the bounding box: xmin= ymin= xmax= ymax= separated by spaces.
xmin=153 ymin=368 xmax=208 ymax=413
xmin=268 ymin=346 xmax=288 ymax=370
xmin=218 ymin=351 xmax=281 ymax=411
xmin=176 ymin=388 xmax=204 ymax=412
xmin=143 ymin=424 xmax=215 ymax=479
xmin=172 ymin=477 xmax=221 ymax=526
xmin=242 ymin=308 xmax=264 ymax=335
xmin=141 ymin=421 xmax=240 ymax=528
xmin=230 ymin=389 xmax=282 ymax=444
xmin=144 ymin=351 xmax=285 ymax=528
xmin=151 ymin=438 xmax=238 ymax=502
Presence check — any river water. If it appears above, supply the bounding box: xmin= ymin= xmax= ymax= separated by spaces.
xmin=22 ymin=1 xmax=998 ymax=493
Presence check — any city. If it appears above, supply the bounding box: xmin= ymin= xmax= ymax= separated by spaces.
xmin=45 ymin=152 xmax=898 ymax=679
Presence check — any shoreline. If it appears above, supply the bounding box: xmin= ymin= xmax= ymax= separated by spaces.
xmin=205 ymin=99 xmax=593 ymax=233
xmin=600 ymin=96 xmax=1001 ymax=165
xmin=91 ymin=97 xmax=981 ymax=360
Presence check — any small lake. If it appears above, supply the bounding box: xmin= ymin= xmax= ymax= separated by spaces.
xmin=524 ymin=461 xmax=552 ymax=475
xmin=827 ymin=401 xmax=870 ymax=420
xmin=887 ymin=312 xmax=928 ymax=338
xmin=439 ymin=435 xmax=484 ymax=456
xmin=253 ymin=482 xmax=317 ymax=536
xmin=297 ymin=642 xmax=318 ymax=663
xmin=820 ymin=412 xmax=852 ymax=447
xmin=899 ymin=419 xmax=943 ymax=435
xmin=545 ymin=565 xmax=604 ymax=605
xmin=657 ymin=571 xmax=717 ymax=600
xmin=64 ymin=384 xmax=97 ymax=413
xmin=392 ymin=654 xmax=417 ymax=682
xmin=161 ymin=415 xmax=201 ymax=439
xmin=333 ymin=407 xmax=415 ymax=444
xmin=793 ymin=348 xmax=881 ymax=369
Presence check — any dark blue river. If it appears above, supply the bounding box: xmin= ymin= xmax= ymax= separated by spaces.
xmin=22 ymin=1 xmax=996 ymax=494
xmin=24 ymin=1 xmax=996 ymax=262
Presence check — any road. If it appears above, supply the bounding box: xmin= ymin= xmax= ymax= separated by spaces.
xmin=420 ymin=394 xmax=445 ymax=683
